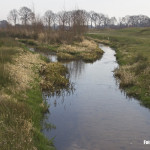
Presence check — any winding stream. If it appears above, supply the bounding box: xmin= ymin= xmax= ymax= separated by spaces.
xmin=42 ymin=44 xmax=150 ymax=150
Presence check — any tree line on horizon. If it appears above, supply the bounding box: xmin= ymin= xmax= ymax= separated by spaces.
xmin=1 ymin=6 xmax=150 ymax=43
xmin=7 ymin=6 xmax=150 ymax=29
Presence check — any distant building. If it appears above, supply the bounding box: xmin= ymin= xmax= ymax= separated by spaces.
xmin=0 ymin=20 xmax=8 ymax=28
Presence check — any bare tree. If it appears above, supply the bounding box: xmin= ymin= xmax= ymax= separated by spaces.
xmin=19 ymin=7 xmax=33 ymax=25
xmin=97 ymin=13 xmax=104 ymax=28
xmin=103 ymin=15 xmax=109 ymax=27
xmin=109 ymin=17 xmax=117 ymax=26
xmin=52 ymin=13 xmax=57 ymax=29
xmin=71 ymin=10 xmax=87 ymax=35
xmin=44 ymin=10 xmax=55 ymax=30
xmin=7 ymin=9 xmax=18 ymax=25
xmin=81 ymin=10 xmax=89 ymax=26
xmin=32 ymin=14 xmax=44 ymax=31
xmin=66 ymin=11 xmax=73 ymax=28
xmin=84 ymin=11 xmax=90 ymax=27
xmin=57 ymin=11 xmax=68 ymax=29
xmin=92 ymin=12 xmax=99 ymax=28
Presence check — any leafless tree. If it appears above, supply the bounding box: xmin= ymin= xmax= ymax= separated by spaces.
xmin=71 ymin=10 xmax=87 ymax=35
xmin=19 ymin=7 xmax=33 ymax=25
xmin=97 ymin=13 xmax=104 ymax=28
xmin=7 ymin=9 xmax=18 ymax=25
xmin=52 ymin=13 xmax=57 ymax=29
xmin=44 ymin=10 xmax=55 ymax=30
xmin=66 ymin=11 xmax=73 ymax=28
xmin=109 ymin=17 xmax=117 ymax=26
xmin=89 ymin=11 xmax=95 ymax=28
xmin=57 ymin=11 xmax=68 ymax=29
xmin=84 ymin=11 xmax=90 ymax=27
xmin=92 ymin=12 xmax=99 ymax=28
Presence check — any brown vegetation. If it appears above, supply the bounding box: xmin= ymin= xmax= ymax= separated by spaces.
xmin=0 ymin=38 xmax=55 ymax=149
xmin=40 ymin=62 xmax=70 ymax=93
xmin=87 ymin=29 xmax=150 ymax=106
xmin=57 ymin=38 xmax=103 ymax=62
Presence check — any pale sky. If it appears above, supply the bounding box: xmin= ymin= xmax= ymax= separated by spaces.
xmin=1 ymin=0 xmax=150 ymax=20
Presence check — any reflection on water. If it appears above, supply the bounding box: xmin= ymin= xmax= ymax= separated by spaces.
xmin=42 ymin=44 xmax=150 ymax=150
xmin=42 ymin=84 xmax=75 ymax=107
xmin=64 ymin=60 xmax=85 ymax=80
xmin=48 ymin=55 xmax=57 ymax=62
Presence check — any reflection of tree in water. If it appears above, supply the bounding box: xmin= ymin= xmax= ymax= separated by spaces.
xmin=64 ymin=60 xmax=86 ymax=80
xmin=42 ymin=81 xmax=75 ymax=108
xmin=42 ymin=60 xmax=85 ymax=108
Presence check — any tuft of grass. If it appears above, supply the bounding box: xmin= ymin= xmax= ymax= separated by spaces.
xmin=80 ymin=52 xmax=102 ymax=62
xmin=40 ymin=62 xmax=70 ymax=93
xmin=57 ymin=52 xmax=75 ymax=61
xmin=57 ymin=39 xmax=103 ymax=62
xmin=115 ymin=66 xmax=136 ymax=88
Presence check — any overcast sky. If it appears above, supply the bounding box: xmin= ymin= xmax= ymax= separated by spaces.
xmin=1 ymin=0 xmax=150 ymax=20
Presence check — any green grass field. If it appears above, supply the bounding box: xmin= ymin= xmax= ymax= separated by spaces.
xmin=87 ymin=27 xmax=150 ymax=107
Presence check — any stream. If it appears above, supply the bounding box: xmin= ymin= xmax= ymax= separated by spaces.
xmin=42 ymin=44 xmax=150 ymax=150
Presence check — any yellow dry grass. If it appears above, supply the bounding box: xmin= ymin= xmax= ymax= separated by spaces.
xmin=57 ymin=38 xmax=103 ymax=62
xmin=78 ymin=39 xmax=98 ymax=49
xmin=6 ymin=50 xmax=45 ymax=94
xmin=86 ymin=36 xmax=110 ymax=45
xmin=59 ymin=38 xmax=99 ymax=53
xmin=115 ymin=65 xmax=136 ymax=87
xmin=0 ymin=48 xmax=45 ymax=150
xmin=59 ymin=44 xmax=87 ymax=53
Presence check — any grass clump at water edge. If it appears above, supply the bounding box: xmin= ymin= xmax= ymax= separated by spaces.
xmin=40 ymin=62 xmax=70 ymax=94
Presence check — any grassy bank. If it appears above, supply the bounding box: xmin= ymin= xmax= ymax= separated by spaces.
xmin=19 ymin=38 xmax=103 ymax=63
xmin=57 ymin=39 xmax=103 ymax=62
xmin=40 ymin=62 xmax=70 ymax=93
xmin=87 ymin=28 xmax=150 ymax=107
xmin=0 ymin=32 xmax=102 ymax=149
xmin=0 ymin=36 xmax=71 ymax=149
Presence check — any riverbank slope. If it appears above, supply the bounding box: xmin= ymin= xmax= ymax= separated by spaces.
xmin=0 ymin=35 xmax=102 ymax=149
xmin=0 ymin=37 xmax=58 ymax=150
xmin=87 ymin=28 xmax=150 ymax=107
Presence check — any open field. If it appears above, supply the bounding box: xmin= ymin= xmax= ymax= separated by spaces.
xmin=87 ymin=28 xmax=150 ymax=107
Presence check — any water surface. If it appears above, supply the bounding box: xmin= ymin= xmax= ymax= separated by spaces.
xmin=42 ymin=45 xmax=150 ymax=150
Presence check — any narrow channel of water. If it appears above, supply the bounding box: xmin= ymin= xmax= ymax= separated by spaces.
xmin=42 ymin=44 xmax=150 ymax=150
